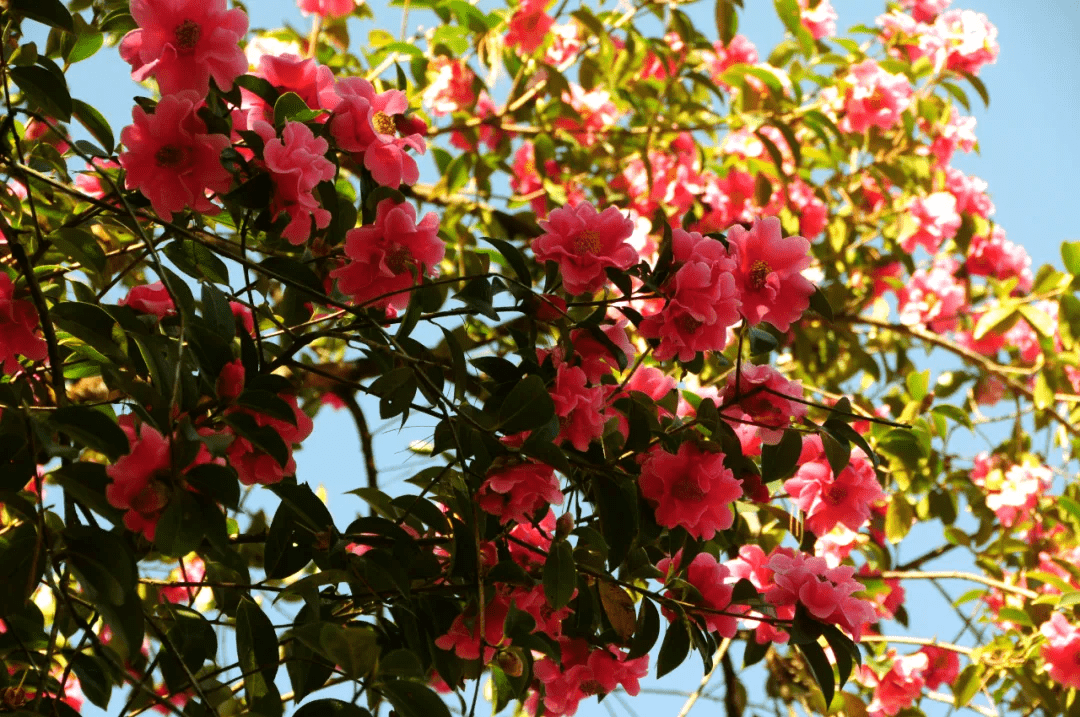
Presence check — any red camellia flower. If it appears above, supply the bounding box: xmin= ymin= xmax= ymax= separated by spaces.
xmin=532 ymin=202 xmax=637 ymax=296
xmin=857 ymin=650 xmax=929 ymax=716
xmin=0 ymin=273 xmax=48 ymax=375
xmin=119 ymin=281 xmax=176 ymax=319
xmin=505 ymin=0 xmax=555 ymax=55
xmin=330 ymin=199 xmax=444 ymax=313
xmin=836 ymin=59 xmax=913 ymax=134
xmin=1040 ymin=613 xmax=1080 ymax=688
xmin=764 ymin=549 xmax=875 ymax=639
xmin=918 ymin=645 xmax=960 ymax=690
xmin=119 ymin=92 xmax=232 ymax=222
xmin=120 ymin=0 xmax=248 ymax=96
xmin=784 ymin=435 xmax=885 ymax=536
xmin=477 ymin=460 xmax=563 ymax=525
xmin=717 ymin=363 xmax=807 ymax=444
xmin=639 ymin=441 xmax=743 ymax=540
xmin=226 ymin=395 xmax=314 ymax=486
xmin=253 ymin=120 xmax=336 ymax=245
xmin=297 ymin=0 xmax=357 ymax=18
xmin=550 ymin=363 xmax=612 ymax=452
xmin=657 ymin=552 xmax=738 ymax=637
xmin=106 ymin=419 xmax=173 ymax=541
xmin=726 ymin=217 xmax=815 ymax=331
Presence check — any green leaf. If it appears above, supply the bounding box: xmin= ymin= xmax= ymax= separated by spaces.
xmin=973 ymin=303 xmax=1017 ymax=340
xmin=0 ymin=522 xmax=44 ymax=616
xmin=481 ymin=236 xmax=532 ymax=287
xmin=10 ymin=0 xmax=74 ymax=32
xmin=185 ymin=463 xmax=240 ymax=510
xmin=774 ymin=0 xmax=814 ymax=54
xmin=237 ymin=597 xmax=282 ymax=715
xmin=50 ymin=227 xmax=107 ymax=275
xmin=318 ymin=624 xmax=379 ymax=680
xmin=379 ymin=680 xmax=452 ymax=717
xmin=63 ymin=526 xmax=142 ymax=657
xmin=154 ymin=492 xmax=208 ymax=557
xmin=1063 ymin=241 xmax=1080 ymax=275
xmin=885 ymin=495 xmax=914 ymax=544
xmin=71 ymin=99 xmax=115 ymax=155
xmin=961 ymin=70 xmax=990 ymax=107
xmin=1018 ymin=303 xmax=1057 ymax=339
xmin=65 ymin=32 xmax=103 ymax=63
xmin=10 ymin=65 xmax=72 ymax=121
xmin=49 ymin=406 xmax=129 ymax=461
xmin=931 ymin=404 xmax=973 ymax=431
xmin=499 ymin=375 xmax=556 ymax=435
xmin=819 ymin=427 xmax=851 ymax=478
xmin=294 ymin=700 xmax=371 ymax=717
xmin=627 ymin=598 xmax=660 ymax=660
xmin=1057 ymin=592 xmax=1080 ymax=609
xmin=162 ymin=240 xmax=230 ymax=285
xmin=274 ymin=91 xmax=324 ymax=125
xmin=1059 ymin=295 xmax=1080 ymax=350
xmin=543 ymin=540 xmax=576 ymax=610
xmin=370 ymin=367 xmax=418 ymax=420
xmin=201 ymin=283 xmax=236 ymax=341
xmin=798 ymin=640 xmax=835 ymax=707
xmin=952 ymin=663 xmax=984 ymax=707
xmin=760 ymin=429 xmax=802 ymax=483
xmin=656 ymin=620 xmax=691 ymax=678
xmin=64 ymin=651 xmax=113 ymax=709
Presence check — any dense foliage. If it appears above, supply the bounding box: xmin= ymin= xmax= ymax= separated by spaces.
xmin=1 ymin=0 xmax=1079 ymax=715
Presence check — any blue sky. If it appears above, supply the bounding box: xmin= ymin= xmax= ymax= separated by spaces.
xmin=43 ymin=0 xmax=1080 ymax=714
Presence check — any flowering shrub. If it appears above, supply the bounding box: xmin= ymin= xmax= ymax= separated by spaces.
xmin=0 ymin=0 xmax=1077 ymax=716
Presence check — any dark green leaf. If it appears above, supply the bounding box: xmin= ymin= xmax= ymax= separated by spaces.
xmin=543 ymin=540 xmax=576 ymax=610
xmin=49 ymin=406 xmax=128 ymax=460
xmin=760 ymin=429 xmax=802 ymax=483
xmin=274 ymin=91 xmax=323 ymax=125
xmin=379 ymin=680 xmax=452 ymax=717
xmin=499 ymin=375 xmax=556 ymax=435
xmin=162 ymin=240 xmax=230 ymax=285
xmin=10 ymin=0 xmax=73 ymax=32
xmin=370 ymin=367 xmax=417 ymax=420
xmin=808 ymin=286 xmax=833 ymax=321
xmin=64 ymin=651 xmax=112 ymax=709
xmin=185 ymin=464 xmax=240 ymax=510
xmin=63 ymin=526 xmax=143 ymax=657
xmin=482 ymin=236 xmax=532 ymax=287
xmin=237 ymin=597 xmax=281 ymax=714
xmin=154 ymin=492 xmax=208 ymax=557
xmin=294 ymin=699 xmax=371 ymax=717
xmin=627 ymin=598 xmax=660 ymax=659
xmin=797 ymin=640 xmax=835 ymax=707
xmin=819 ymin=427 xmax=851 ymax=477
xmin=10 ymin=65 xmax=72 ymax=121
xmin=201 ymin=283 xmax=236 ymax=341
xmin=656 ymin=620 xmax=691 ymax=678
xmin=65 ymin=32 xmax=103 ymax=63
xmin=952 ymin=664 xmax=983 ymax=707
xmin=0 ymin=523 xmax=43 ymax=616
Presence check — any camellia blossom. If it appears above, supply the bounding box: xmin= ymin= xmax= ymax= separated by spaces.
xmin=530 ymin=639 xmax=648 ymax=717
xmin=226 ymin=395 xmax=314 ymax=486
xmin=765 ymin=549 xmax=875 ymax=639
xmin=901 ymin=0 xmax=950 ymax=23
xmin=935 ymin=9 xmax=999 ymax=75
xmin=505 ymin=0 xmax=555 ymax=56
xmin=434 ymin=594 xmax=510 ymax=662
xmin=966 ymin=226 xmax=1033 ymax=292
xmin=797 ymin=0 xmax=838 ymax=40
xmin=639 ymin=441 xmax=743 ymax=540
xmin=120 ymin=0 xmax=248 ymax=96
xmin=119 ymin=281 xmax=177 ymax=319
xmin=0 ymin=273 xmax=48 ymax=375
xmin=706 ymin=34 xmax=759 ymax=86
xmin=106 ymin=420 xmax=174 ymax=541
xmin=1041 ymin=612 xmax=1080 ymax=688
xmin=253 ymin=121 xmax=336 ymax=245
xmin=902 ymin=192 xmax=961 ymax=254
xmin=897 ymin=257 xmax=966 ymax=332
xmin=550 ymin=363 xmax=611 ymax=451
xmin=657 ymin=552 xmax=738 ymax=636
xmin=784 ymin=435 xmax=885 ymax=536
xmin=297 ymin=0 xmax=358 ymax=18
xmin=837 ymin=60 xmax=913 ymax=134
xmin=858 ymin=650 xmax=929 ymax=717
xmin=477 ymin=460 xmax=563 ymax=524
xmin=423 ymin=57 xmax=477 ymax=116
xmin=532 ymin=202 xmax=637 ymax=295
xmin=727 ymin=217 xmax=815 ymax=331
xmin=717 ymin=363 xmax=807 ymax=444
xmin=919 ymin=645 xmax=960 ymax=690
xmin=119 ymin=92 xmax=232 ymax=222
xmin=330 ymin=199 xmax=444 ymax=313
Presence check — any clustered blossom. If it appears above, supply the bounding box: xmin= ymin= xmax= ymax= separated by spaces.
xmin=330 ymin=199 xmax=445 ymax=314
xmin=897 ymin=257 xmax=966 ymax=332
xmin=0 ymin=272 xmax=48 ymax=375
xmin=477 ymin=460 xmax=563 ymax=524
xmin=550 ymin=363 xmax=613 ymax=451
xmin=1041 ymin=613 xmax=1080 ymax=688
xmin=857 ymin=650 xmax=929 ymax=717
xmin=797 ymin=0 xmax=838 ymax=40
xmin=226 ymin=394 xmax=314 ymax=486
xmin=297 ymin=0 xmax=358 ymax=18
xmin=717 ymin=363 xmax=808 ymax=443
xmin=505 ymin=0 xmax=555 ymax=56
xmin=253 ymin=120 xmax=336 ymax=244
xmin=902 ymin=192 xmax=961 ymax=254
xmin=119 ymin=91 xmax=233 ymax=222
xmin=106 ymin=419 xmax=176 ymax=540
xmin=119 ymin=281 xmax=177 ymax=319
xmin=639 ymin=441 xmax=743 ymax=540
xmin=528 ymin=639 xmax=649 ymax=717
xmin=657 ymin=552 xmax=738 ymax=636
xmin=833 ymin=60 xmax=914 ymax=134
xmin=765 ymin=549 xmax=876 ymax=639
xmin=974 ymin=462 xmax=1053 ymax=527
xmin=531 ymin=202 xmax=637 ymax=296
xmin=966 ymin=225 xmax=1033 ymax=291
xmin=120 ymin=0 xmax=248 ymax=95
xmin=785 ymin=436 xmax=885 ymax=536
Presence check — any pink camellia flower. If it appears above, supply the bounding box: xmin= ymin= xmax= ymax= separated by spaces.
xmin=434 ymin=594 xmax=511 ymax=662
xmin=858 ymin=650 xmax=929 ymax=717
xmin=954 ymin=310 xmax=1007 ymax=357
xmin=508 ymin=509 xmax=556 ymax=571
xmin=919 ymin=646 xmax=960 ymax=690
xmin=25 ymin=117 xmax=70 ymax=154
xmin=726 ymin=217 xmax=815 ymax=332
xmin=639 ymin=441 xmax=743 ymax=540
xmin=640 ymin=229 xmax=741 ymax=361
xmin=119 ymin=281 xmax=177 ymax=319
xmin=226 ymin=395 xmax=314 ymax=486
xmin=477 ymin=460 xmax=563 ymax=524
xmin=902 ymin=192 xmax=961 ymax=254
xmin=230 ymin=301 xmax=256 ymax=335
xmin=984 ymin=463 xmax=1052 ymax=527
xmin=0 ymin=273 xmax=48 ymax=375
xmin=530 ymin=639 xmax=649 ymax=717
xmin=705 ymin=34 xmax=759 ymax=86
xmin=901 ymin=0 xmax=950 ymax=23
xmin=119 ymin=92 xmax=232 ymax=222
xmin=253 ymin=121 xmax=336 ymax=245
xmin=724 ymin=545 xmax=793 ymax=644
xmin=797 ymin=0 xmax=837 ymax=40
xmin=106 ymin=419 xmax=173 ymax=541
xmin=765 ymin=549 xmax=875 ymax=639
xmin=240 ymin=54 xmax=336 ymax=131
xmin=927 ymin=112 xmax=977 ymax=167
xmin=505 ymin=0 xmax=554 ymax=56
xmin=322 ymin=76 xmax=427 ymax=189
xmin=297 ymin=0 xmax=357 ymax=18
xmin=120 ymin=0 xmax=248 ymax=96
xmin=555 ymin=84 xmax=621 ymax=147
xmin=657 ymin=552 xmax=738 ymax=636
xmin=966 ymin=226 xmax=1033 ymax=292
xmin=545 ymin=22 xmax=582 ymax=66
xmin=898 ymin=257 xmax=966 ymax=332
xmin=550 ymin=363 xmax=612 ymax=451
xmin=512 ymin=583 xmax=573 ymax=639
xmin=532 ymin=202 xmax=637 ymax=296
xmin=159 ymin=556 xmax=207 ymax=604
xmin=74 ymin=158 xmax=121 ymax=199
xmin=787 ymin=180 xmax=828 ymax=239
xmin=935 ymin=9 xmax=999 ymax=75
xmin=423 ymin=57 xmax=477 ymax=117
xmin=569 ymin=322 xmax=635 ymax=383
xmin=1040 ymin=614 xmax=1080 ymax=689
xmin=717 ymin=363 xmax=807 ymax=444
xmin=838 ymin=60 xmax=913 ymax=134
xmin=785 ymin=435 xmax=885 ymax=536
xmin=330 ymin=199 xmax=444 ymax=313
xmin=945 ymin=167 xmax=994 ymax=218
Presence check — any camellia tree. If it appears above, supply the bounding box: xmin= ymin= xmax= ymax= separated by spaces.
xmin=2 ymin=0 xmax=1080 ymax=715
